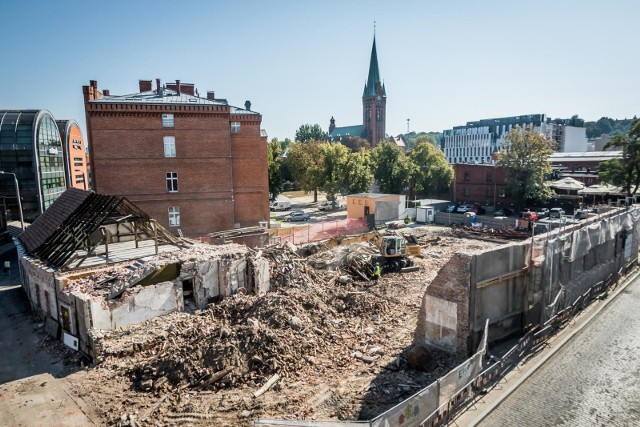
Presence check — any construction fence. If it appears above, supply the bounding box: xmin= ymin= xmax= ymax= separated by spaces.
xmin=268 ymin=218 xmax=369 ymax=246
xmin=255 ymin=258 xmax=636 ymax=427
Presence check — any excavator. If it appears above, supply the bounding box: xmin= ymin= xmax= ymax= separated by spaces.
xmin=373 ymin=234 xmax=422 ymax=273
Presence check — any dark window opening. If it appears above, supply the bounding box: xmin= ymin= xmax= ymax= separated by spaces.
xmin=182 ymin=278 xmax=194 ymax=301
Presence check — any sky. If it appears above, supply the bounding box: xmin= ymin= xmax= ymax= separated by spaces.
xmin=1 ymin=0 xmax=638 ymax=142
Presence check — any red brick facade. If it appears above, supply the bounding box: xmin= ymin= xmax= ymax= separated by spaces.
xmin=82 ymin=80 xmax=269 ymax=237
xmin=57 ymin=120 xmax=89 ymax=191
xmin=453 ymin=164 xmax=513 ymax=208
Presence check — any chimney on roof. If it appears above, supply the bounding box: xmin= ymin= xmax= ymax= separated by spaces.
xmin=103 ymin=89 xmax=110 ymax=96
xmin=139 ymin=80 xmax=152 ymax=92
xmin=245 ymin=100 xmax=251 ymax=111
xmin=207 ymin=91 xmax=215 ymax=100
xmin=181 ymin=83 xmax=194 ymax=96
xmin=156 ymin=78 xmax=161 ymax=93
xmin=175 ymin=80 xmax=181 ymax=95
xmin=90 ymin=80 xmax=97 ymax=89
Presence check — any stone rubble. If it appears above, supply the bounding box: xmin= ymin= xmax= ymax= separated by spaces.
xmin=66 ymin=225 xmax=503 ymax=426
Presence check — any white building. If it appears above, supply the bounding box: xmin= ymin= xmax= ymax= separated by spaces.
xmin=442 ymin=114 xmax=588 ymax=165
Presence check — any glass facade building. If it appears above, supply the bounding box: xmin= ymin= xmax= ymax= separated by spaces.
xmin=0 ymin=110 xmax=67 ymax=221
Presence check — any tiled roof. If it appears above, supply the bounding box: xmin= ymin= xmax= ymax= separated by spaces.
xmin=20 ymin=188 xmax=91 ymax=253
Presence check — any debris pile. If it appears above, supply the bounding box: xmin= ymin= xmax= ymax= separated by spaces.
xmin=306 ymin=243 xmax=378 ymax=279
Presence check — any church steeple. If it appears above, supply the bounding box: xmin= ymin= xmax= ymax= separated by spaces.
xmin=362 ymin=34 xmax=386 ymax=147
xmin=363 ymin=37 xmax=382 ymax=97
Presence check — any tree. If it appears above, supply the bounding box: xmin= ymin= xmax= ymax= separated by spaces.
xmin=319 ymin=143 xmax=351 ymax=201
xmin=295 ymin=124 xmax=328 ymax=143
xmin=599 ymin=118 xmax=640 ymax=196
xmin=371 ymin=142 xmax=412 ymax=194
xmin=267 ymin=139 xmax=285 ymax=200
xmin=496 ymin=127 xmax=556 ymax=210
xmin=408 ymin=141 xmax=453 ymax=196
xmin=340 ymin=135 xmax=371 ymax=152
xmin=284 ymin=141 xmax=325 ymax=201
xmin=340 ymin=149 xmax=373 ymax=195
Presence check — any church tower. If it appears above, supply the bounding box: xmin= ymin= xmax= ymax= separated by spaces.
xmin=362 ymin=36 xmax=386 ymax=147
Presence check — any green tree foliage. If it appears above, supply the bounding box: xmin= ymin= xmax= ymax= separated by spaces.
xmin=402 ymin=131 xmax=442 ymax=149
xmin=340 ymin=135 xmax=371 ymax=152
xmin=585 ymin=116 xmax=636 ymax=138
xmin=284 ymin=141 xmax=372 ymax=201
xmin=408 ymin=141 xmax=453 ymax=195
xmin=267 ymin=139 xmax=285 ymax=200
xmin=599 ymin=118 xmax=640 ymax=195
xmin=279 ymin=137 xmax=293 ymax=151
xmin=341 ymin=149 xmax=374 ymax=195
xmin=371 ymin=142 xmax=412 ymax=194
xmin=496 ymin=127 xmax=556 ymax=209
xmin=295 ymin=124 xmax=328 ymax=143
xmin=284 ymin=141 xmax=325 ymax=201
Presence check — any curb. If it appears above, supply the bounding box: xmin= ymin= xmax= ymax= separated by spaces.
xmin=466 ymin=265 xmax=640 ymax=426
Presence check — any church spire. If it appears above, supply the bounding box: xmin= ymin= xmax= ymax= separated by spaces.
xmin=363 ymin=36 xmax=382 ymax=98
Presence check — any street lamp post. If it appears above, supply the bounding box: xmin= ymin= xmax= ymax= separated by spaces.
xmin=0 ymin=171 xmax=24 ymax=230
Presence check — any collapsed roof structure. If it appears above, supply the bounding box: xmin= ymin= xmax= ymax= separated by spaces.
xmin=16 ymin=189 xmax=270 ymax=357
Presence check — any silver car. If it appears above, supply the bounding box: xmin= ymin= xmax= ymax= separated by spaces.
xmin=284 ymin=211 xmax=310 ymax=222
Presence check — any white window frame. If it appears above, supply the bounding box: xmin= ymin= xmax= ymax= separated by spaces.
xmin=168 ymin=206 xmax=180 ymax=227
xmin=163 ymin=136 xmax=176 ymax=157
xmin=166 ymin=172 xmax=178 ymax=192
xmin=230 ymin=121 xmax=241 ymax=133
xmin=162 ymin=113 xmax=174 ymax=128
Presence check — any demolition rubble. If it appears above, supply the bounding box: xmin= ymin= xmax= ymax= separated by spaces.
xmin=65 ymin=226 xmax=506 ymax=426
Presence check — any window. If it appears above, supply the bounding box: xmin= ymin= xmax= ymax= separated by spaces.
xmin=162 ymin=113 xmax=174 ymax=128
xmin=464 ymin=171 xmax=470 ymax=182
xmin=498 ymin=189 xmax=506 ymax=197
xmin=168 ymin=206 xmax=180 ymax=226
xmin=166 ymin=172 xmax=178 ymax=192
xmin=164 ymin=136 xmax=176 ymax=157
xmin=73 ymin=157 xmax=83 ymax=166
xmin=486 ymin=187 xmax=494 ymax=197
xmin=230 ymin=122 xmax=241 ymax=133
xmin=464 ymin=187 xmax=470 ymax=197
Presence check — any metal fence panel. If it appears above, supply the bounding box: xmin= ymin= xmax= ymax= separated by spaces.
xmin=437 ymin=351 xmax=483 ymax=404
xmin=370 ymin=381 xmax=439 ymax=427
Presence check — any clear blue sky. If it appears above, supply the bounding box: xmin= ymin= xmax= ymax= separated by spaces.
xmin=1 ymin=0 xmax=638 ymax=141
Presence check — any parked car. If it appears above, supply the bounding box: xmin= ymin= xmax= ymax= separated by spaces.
xmin=270 ymin=200 xmax=291 ymax=211
xmin=318 ymin=200 xmax=345 ymax=211
xmin=574 ymin=209 xmax=588 ymax=220
xmin=549 ymin=207 xmax=565 ymax=218
xmin=536 ymin=208 xmax=550 ymax=218
xmin=456 ymin=205 xmax=473 ymax=213
xmin=283 ymin=211 xmax=310 ymax=222
xmin=445 ymin=205 xmax=457 ymax=213
xmin=494 ymin=208 xmax=514 ymax=217
xmin=521 ymin=211 xmax=539 ymax=221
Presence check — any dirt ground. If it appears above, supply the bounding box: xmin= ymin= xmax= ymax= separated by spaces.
xmin=60 ymin=225 xmax=504 ymax=427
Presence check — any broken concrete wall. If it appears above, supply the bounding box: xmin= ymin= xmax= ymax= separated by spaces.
xmin=88 ymin=281 xmax=182 ymax=330
xmin=21 ymin=256 xmax=58 ymax=320
xmin=194 ymin=259 xmax=220 ymax=308
xmin=415 ymin=252 xmax=472 ymax=356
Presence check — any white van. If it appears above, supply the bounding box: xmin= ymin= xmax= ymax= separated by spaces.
xmin=270 ymin=200 xmax=291 ymax=211
xmin=318 ymin=200 xmax=345 ymax=211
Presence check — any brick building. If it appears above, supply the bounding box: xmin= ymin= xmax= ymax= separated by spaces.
xmin=453 ymin=164 xmax=512 ymax=209
xmin=56 ymin=119 xmax=89 ymax=190
xmin=82 ymin=79 xmax=268 ymax=237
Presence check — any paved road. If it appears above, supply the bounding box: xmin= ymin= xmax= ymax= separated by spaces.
xmin=479 ymin=274 xmax=640 ymax=427
xmin=0 ymin=246 xmax=97 ymax=426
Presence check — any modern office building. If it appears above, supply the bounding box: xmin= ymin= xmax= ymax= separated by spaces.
xmin=442 ymin=114 xmax=588 ymax=165
xmin=82 ymin=79 xmax=269 ymax=237
xmin=0 ymin=110 xmax=67 ymax=221
xmin=56 ymin=120 xmax=89 ymax=190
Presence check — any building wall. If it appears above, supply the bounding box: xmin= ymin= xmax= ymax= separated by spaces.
xmin=346 ymin=194 xmax=402 ymax=220
xmin=453 ymin=164 xmax=511 ymax=208
xmin=58 ymin=120 xmax=89 ymax=191
xmin=561 ymin=126 xmax=588 ymax=152
xmin=83 ymin=81 xmax=269 ymax=237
